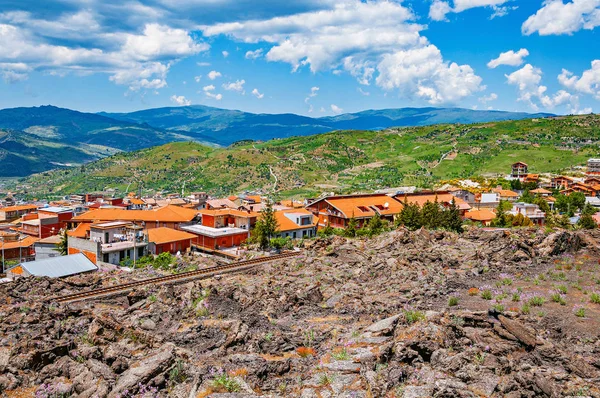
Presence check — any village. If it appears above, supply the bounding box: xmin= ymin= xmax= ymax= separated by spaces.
xmin=1 ymin=159 xmax=599 ymax=281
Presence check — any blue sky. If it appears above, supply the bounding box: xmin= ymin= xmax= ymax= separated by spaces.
xmin=0 ymin=0 xmax=599 ymax=115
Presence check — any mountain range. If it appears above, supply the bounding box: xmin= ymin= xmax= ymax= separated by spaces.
xmin=0 ymin=104 xmax=553 ymax=177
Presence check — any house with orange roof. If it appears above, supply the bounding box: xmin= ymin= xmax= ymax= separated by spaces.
xmin=274 ymin=209 xmax=318 ymax=239
xmin=181 ymin=208 xmax=258 ymax=250
xmin=0 ymin=204 xmax=38 ymax=222
xmin=492 ymin=188 xmax=520 ymax=202
xmin=524 ymin=174 xmax=539 ymax=184
xmin=306 ymin=193 xmax=404 ymax=229
xmin=561 ymin=182 xmax=598 ymax=196
xmin=464 ymin=209 xmax=496 ymax=226
xmin=0 ymin=231 xmax=38 ymax=267
xmin=394 ymin=192 xmax=471 ymax=215
xmin=147 ymin=227 xmax=197 ymax=255
xmin=584 ymin=176 xmax=600 ymax=186
xmin=71 ymin=205 xmax=200 ymax=230
xmin=19 ymin=206 xmax=74 ymax=239
xmin=552 ymin=176 xmax=575 ymax=190
xmin=530 ymin=188 xmax=552 ymax=196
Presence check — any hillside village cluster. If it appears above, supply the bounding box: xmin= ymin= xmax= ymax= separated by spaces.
xmin=1 ymin=159 xmax=600 ymax=280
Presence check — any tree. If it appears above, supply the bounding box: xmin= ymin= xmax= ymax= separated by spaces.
xmin=343 ymin=214 xmax=358 ymax=238
xmin=254 ymin=200 xmax=279 ymax=250
xmin=510 ymin=179 xmax=523 ymax=191
xmin=555 ymin=194 xmax=570 ymax=214
xmin=492 ymin=202 xmax=509 ymax=227
xmin=421 ymin=199 xmax=442 ymax=229
xmin=498 ymin=200 xmax=513 ymax=212
xmin=56 ymin=229 xmax=68 ymax=256
xmin=443 ymin=199 xmax=463 ymax=233
xmin=365 ymin=213 xmax=387 ymax=237
xmin=519 ymin=189 xmax=534 ymax=204
xmin=533 ymin=195 xmax=551 ymax=214
xmin=582 ymin=203 xmax=598 ymax=216
xmin=396 ymin=199 xmax=422 ymax=231
xmin=570 ymin=192 xmax=586 ymax=212
xmin=556 ymin=214 xmax=572 ymax=229
xmin=577 ymin=213 xmax=597 ymax=230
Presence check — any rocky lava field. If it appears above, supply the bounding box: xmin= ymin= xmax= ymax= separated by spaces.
xmin=1 ymin=228 xmax=600 ymax=397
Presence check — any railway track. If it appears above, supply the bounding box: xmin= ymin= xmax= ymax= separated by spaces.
xmin=49 ymin=251 xmax=300 ymax=304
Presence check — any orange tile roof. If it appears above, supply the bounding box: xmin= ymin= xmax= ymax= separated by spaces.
xmin=530 ymin=188 xmax=552 ymax=194
xmin=493 ymin=189 xmax=519 ymax=197
xmin=546 ymin=196 xmax=556 ymax=202
xmin=317 ymin=194 xmax=403 ymax=218
xmin=227 ymin=195 xmax=238 ymax=201
xmin=0 ymin=236 xmax=38 ymax=250
xmin=464 ymin=209 xmax=496 ymax=222
xmin=68 ymin=223 xmax=91 ymax=238
xmin=280 ymin=200 xmax=305 ymax=208
xmin=396 ymin=193 xmax=471 ymax=211
xmin=245 ymin=195 xmax=262 ymax=203
xmin=275 ymin=209 xmax=317 ymax=232
xmin=147 ymin=227 xmax=196 ymax=245
xmin=0 ymin=204 xmax=38 ymax=212
xmin=72 ymin=205 xmax=199 ymax=223
xmin=129 ymin=198 xmax=145 ymax=205
xmin=199 ymin=208 xmax=260 ymax=218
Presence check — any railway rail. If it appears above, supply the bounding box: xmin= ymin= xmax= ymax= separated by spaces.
xmin=49 ymin=251 xmax=300 ymax=304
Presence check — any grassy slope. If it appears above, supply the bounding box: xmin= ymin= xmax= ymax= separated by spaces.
xmin=15 ymin=115 xmax=600 ymax=198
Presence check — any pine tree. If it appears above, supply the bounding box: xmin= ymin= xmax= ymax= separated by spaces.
xmin=577 ymin=213 xmax=597 ymax=229
xmin=397 ymin=199 xmax=422 ymax=231
xmin=444 ymin=199 xmax=463 ymax=233
xmin=421 ymin=199 xmax=442 ymax=229
xmin=56 ymin=229 xmax=68 ymax=256
xmin=255 ymin=199 xmax=279 ymax=250
xmin=492 ymin=202 xmax=508 ymax=227
xmin=556 ymin=214 xmax=572 ymax=229
xmin=582 ymin=202 xmax=597 ymax=216
xmin=366 ymin=213 xmax=386 ymax=237
xmin=344 ymin=215 xmax=358 ymax=238
xmin=519 ymin=189 xmax=534 ymax=204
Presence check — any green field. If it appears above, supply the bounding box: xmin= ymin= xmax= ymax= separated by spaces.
xmin=13 ymin=114 xmax=600 ymax=199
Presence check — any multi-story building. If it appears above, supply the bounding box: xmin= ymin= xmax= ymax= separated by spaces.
xmin=19 ymin=207 xmax=74 ymax=239
xmin=587 ymin=158 xmax=600 ymax=175
xmin=181 ymin=208 xmax=258 ymax=250
xmin=511 ymin=162 xmax=528 ymax=178
xmin=68 ymin=221 xmax=148 ymax=265
xmin=509 ymin=203 xmax=546 ymax=225
xmin=0 ymin=231 xmax=37 ymax=269
xmin=274 ymin=209 xmax=318 ymax=239
xmin=0 ymin=204 xmax=38 ymax=222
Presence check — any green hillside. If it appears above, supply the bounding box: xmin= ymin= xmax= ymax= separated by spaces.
xmin=13 ymin=114 xmax=600 ymax=198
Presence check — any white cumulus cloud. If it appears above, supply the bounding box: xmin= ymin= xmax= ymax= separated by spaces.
xmin=558 ymin=60 xmax=600 ymax=99
xmin=222 ymin=50 xmax=229 ymax=58
xmin=479 ymin=92 xmax=498 ymax=103
xmin=207 ymin=70 xmax=222 ymax=80
xmin=331 ymin=104 xmax=343 ymax=114
xmin=429 ymin=0 xmax=514 ymax=21
xmin=222 ymin=79 xmax=245 ymax=93
xmin=522 ymin=0 xmax=600 ymax=36
xmin=487 ymin=48 xmax=529 ymax=68
xmin=245 ymin=49 xmax=264 ymax=59
xmin=170 ymin=94 xmax=191 ymax=106
xmin=202 ymin=1 xmax=483 ymax=104
xmin=252 ymin=88 xmax=264 ymax=99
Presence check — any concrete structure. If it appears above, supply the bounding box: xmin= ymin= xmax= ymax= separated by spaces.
xmin=34 ymin=235 xmax=62 ymax=260
xmin=511 ymin=162 xmax=528 ymax=178
xmin=509 ymin=202 xmax=546 ymax=225
xmin=7 ymin=253 xmax=97 ymax=279
xmin=587 ymin=159 xmax=600 ymax=175
xmin=182 ymin=224 xmax=250 ymax=250
xmin=71 ymin=205 xmax=199 ymax=230
xmin=474 ymin=193 xmax=500 ymax=209
xmin=19 ymin=207 xmax=74 ymax=239
xmin=68 ymin=221 xmax=148 ymax=265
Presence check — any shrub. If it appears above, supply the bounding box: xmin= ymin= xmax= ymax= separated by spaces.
xmin=480 ymin=289 xmax=493 ymax=300
xmin=521 ymin=303 xmax=531 ymax=315
xmin=558 ymin=285 xmax=568 ymax=295
xmin=318 ymin=373 xmax=334 ymax=386
xmin=404 ymin=309 xmax=425 ymax=324
xmin=212 ymin=372 xmax=241 ymax=393
xmin=511 ymin=292 xmax=521 ymax=302
xmin=448 ymin=296 xmax=459 ymax=307
xmin=573 ymin=305 xmax=586 ymax=318
xmin=529 ymin=295 xmax=545 ymax=307
xmin=296 ymin=347 xmax=316 ymax=358
xmin=331 ymin=348 xmax=351 ymax=361
xmin=493 ymin=304 xmax=505 ymax=312
xmin=550 ymin=293 xmax=566 ymax=306
xmin=590 ymin=292 xmax=600 ymax=304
